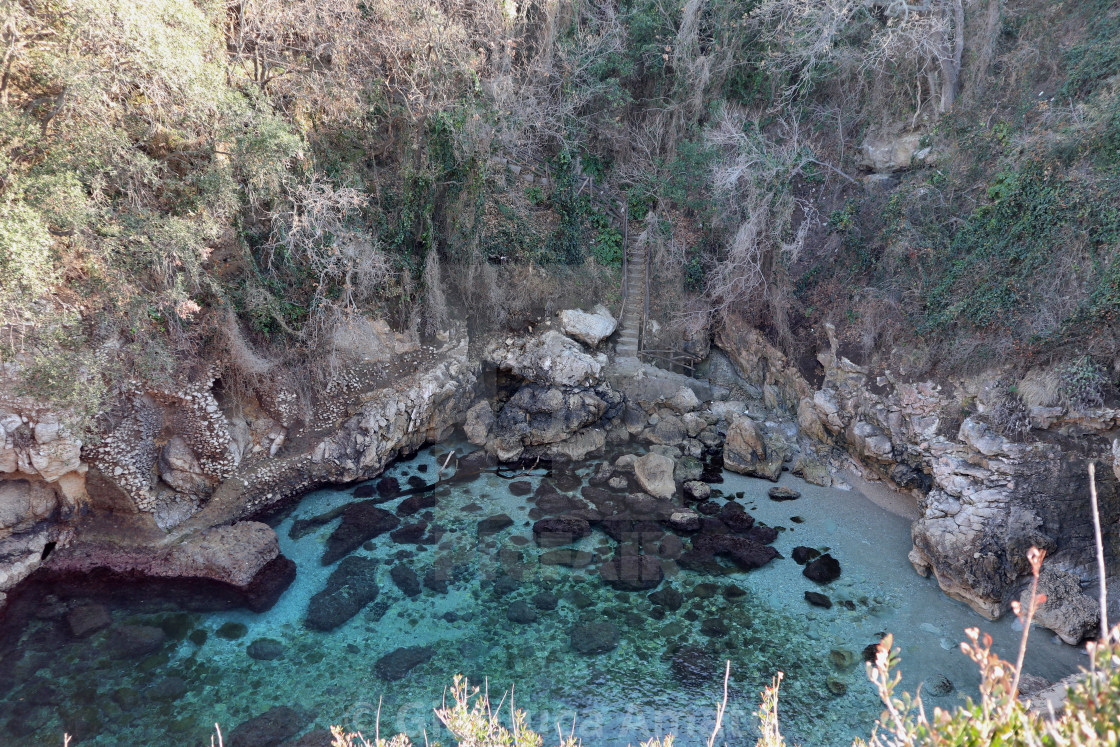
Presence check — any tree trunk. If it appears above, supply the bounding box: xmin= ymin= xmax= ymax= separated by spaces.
xmin=939 ymin=0 xmax=965 ymax=112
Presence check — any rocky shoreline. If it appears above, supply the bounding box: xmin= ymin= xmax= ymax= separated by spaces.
xmin=1 ymin=308 xmax=1117 ymax=647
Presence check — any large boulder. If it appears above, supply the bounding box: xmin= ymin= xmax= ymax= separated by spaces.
xmin=158 ymin=436 xmax=211 ymax=495
xmin=723 ymin=415 xmax=783 ymax=481
xmin=634 ymin=453 xmax=676 ymax=500
xmin=558 ymin=305 xmax=618 ymax=348
xmin=858 ymin=131 xmax=933 ymax=173
xmin=490 ymin=385 xmax=615 ymax=462
xmin=1029 ymin=568 xmax=1100 ymax=645
xmin=485 ymin=330 xmax=605 ymax=388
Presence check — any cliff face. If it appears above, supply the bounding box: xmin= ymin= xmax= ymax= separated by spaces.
xmin=3 ymin=313 xmax=1116 ymax=644
xmin=716 ymin=317 xmax=1119 ymax=632
xmin=0 ymin=336 xmax=477 ymax=613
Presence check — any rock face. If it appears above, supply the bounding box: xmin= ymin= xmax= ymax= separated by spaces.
xmin=719 ymin=315 xmax=1120 ymax=623
xmin=634 ymin=453 xmax=676 ymax=499
xmin=558 ymin=305 xmax=618 ymax=348
xmin=859 ymin=131 xmax=934 ymax=173
xmin=1029 ymin=568 xmax=1100 ymax=645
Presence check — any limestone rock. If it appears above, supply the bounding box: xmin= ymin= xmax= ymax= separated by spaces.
xmin=634 ymin=453 xmax=676 ymax=500
xmin=558 ymin=306 xmax=617 ymax=347
xmin=463 ymin=402 xmax=495 ymax=446
xmin=158 ymin=436 xmax=211 ymax=495
xmin=723 ymin=415 xmax=778 ymax=480
xmin=858 ymin=132 xmax=933 ymax=173
xmin=1030 ymin=568 xmax=1099 ymax=645
xmin=486 ymin=330 xmax=604 ymax=387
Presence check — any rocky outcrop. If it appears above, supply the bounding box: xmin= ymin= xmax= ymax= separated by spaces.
xmin=34 ymin=520 xmax=295 ymax=612
xmin=717 ymin=315 xmax=1119 ymax=626
xmin=0 ymin=399 xmax=86 ymax=600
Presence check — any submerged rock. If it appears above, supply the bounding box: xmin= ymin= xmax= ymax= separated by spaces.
xmin=599 ymin=552 xmax=664 ymax=591
xmin=247 ymin=638 xmax=285 ymax=661
xmin=322 ymin=502 xmax=400 ymax=565
xmin=107 ymin=625 xmax=166 ymax=660
xmin=390 ymin=521 xmax=427 ymax=544
xmin=507 ymin=600 xmax=538 ymax=624
xmin=924 ymin=674 xmax=955 ymax=697
xmin=229 ymin=705 xmax=310 ymax=747
xmin=305 ymin=556 xmax=379 ymax=631
xmin=792 ymin=546 xmax=820 ymax=565
xmin=532 ymin=516 xmax=592 ymax=547
xmin=508 ymin=480 xmax=532 ymax=496
xmin=768 ymin=486 xmax=801 ymax=501
xmin=805 ymin=591 xmax=832 ymax=609
xmin=67 ymin=604 xmax=111 ymax=638
xmin=570 ymin=621 xmax=620 ymax=655
xmin=376 ymin=645 xmax=433 ymax=681
xmin=649 ymin=586 xmax=683 ymax=611
xmin=397 ymin=493 xmax=437 ymax=517
xmin=477 ymin=514 xmax=514 ymax=535
xmin=390 ymin=564 xmax=421 ymax=597
xmin=691 ymin=534 xmax=778 ymax=571
xmin=803 ymin=553 xmax=842 ymax=584
xmin=538 ymin=549 xmax=594 ymax=567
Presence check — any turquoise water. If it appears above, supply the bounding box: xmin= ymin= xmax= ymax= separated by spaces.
xmin=0 ymin=441 xmax=1086 ymax=746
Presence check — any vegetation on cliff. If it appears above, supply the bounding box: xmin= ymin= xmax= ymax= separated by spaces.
xmin=1 ymin=0 xmax=1118 ymax=423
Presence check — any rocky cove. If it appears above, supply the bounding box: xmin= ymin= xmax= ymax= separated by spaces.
xmin=0 ymin=308 xmax=1114 ymax=744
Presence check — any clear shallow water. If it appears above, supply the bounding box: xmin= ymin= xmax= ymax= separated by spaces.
xmin=0 ymin=441 xmax=1086 ymax=746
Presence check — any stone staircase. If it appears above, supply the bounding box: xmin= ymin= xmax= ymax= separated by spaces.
xmin=615 ymin=242 xmax=646 ymax=359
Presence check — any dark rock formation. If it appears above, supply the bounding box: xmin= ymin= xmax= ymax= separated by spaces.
xmin=305 ymin=556 xmax=379 ymax=631
xmin=599 ymin=553 xmax=664 ymax=590
xmin=390 ymin=564 xmax=421 ymax=597
xmin=570 ymin=621 xmax=620 ymax=654
xmin=322 ymin=502 xmax=400 ymax=564
xmin=803 ymin=553 xmax=841 ymax=584
xmin=375 ymin=645 xmax=433 ymax=681
xmin=247 ymin=638 xmax=285 ymax=660
xmin=805 ymin=591 xmax=832 ymax=609
xmin=792 ymin=546 xmax=821 ymax=565
xmin=532 ymin=516 xmax=592 ymax=547
xmin=229 ymin=706 xmax=310 ymax=747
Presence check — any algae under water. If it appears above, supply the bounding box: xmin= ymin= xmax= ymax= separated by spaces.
xmin=0 ymin=440 xmax=1086 ymax=746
